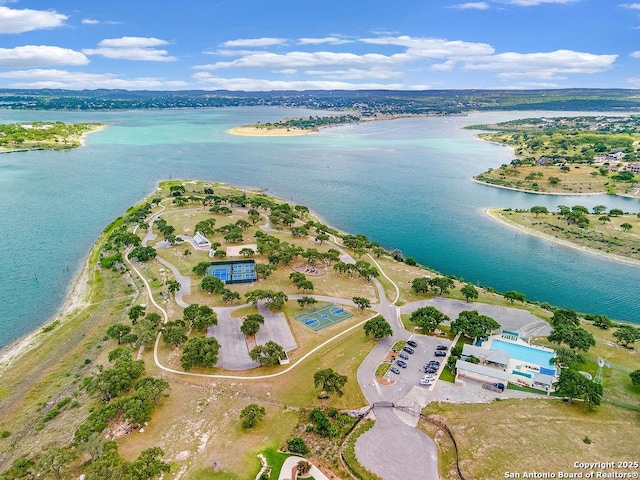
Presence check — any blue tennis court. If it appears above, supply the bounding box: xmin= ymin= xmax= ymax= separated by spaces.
xmin=205 ymin=260 xmax=257 ymax=284
xmin=295 ymin=303 xmax=353 ymax=331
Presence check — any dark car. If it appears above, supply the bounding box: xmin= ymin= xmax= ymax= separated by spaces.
xmin=407 ymin=340 xmax=418 ymax=348
xmin=398 ymin=352 xmax=409 ymax=360
xmin=427 ymin=361 xmax=440 ymax=366
xmin=493 ymin=382 xmax=505 ymax=390
xmin=402 ymin=346 xmax=414 ymax=354
xmin=396 ymin=360 xmax=408 ymax=368
xmin=434 ymin=351 xmax=447 ymax=357
xmin=424 ymin=367 xmax=438 ymax=373
xmin=390 ymin=366 xmax=401 ymax=374
xmin=436 ymin=345 xmax=448 ymax=351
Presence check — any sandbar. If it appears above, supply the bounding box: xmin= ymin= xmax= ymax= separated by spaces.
xmin=228 ymin=126 xmax=316 ymax=137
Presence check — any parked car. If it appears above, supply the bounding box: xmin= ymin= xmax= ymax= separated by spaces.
xmin=493 ymin=382 xmax=505 ymax=390
xmin=436 ymin=345 xmax=448 ymax=351
xmin=407 ymin=340 xmax=418 ymax=348
xmin=398 ymin=352 xmax=409 ymax=360
xmin=424 ymin=367 xmax=438 ymax=374
xmin=396 ymin=360 xmax=408 ymax=368
xmin=402 ymin=346 xmax=414 ymax=354
xmin=419 ymin=379 xmax=433 ymax=386
xmin=427 ymin=360 xmax=441 ymax=365
xmin=423 ymin=374 xmax=436 ymax=380
xmin=434 ymin=351 xmax=447 ymax=357
xmin=390 ymin=366 xmax=401 ymax=374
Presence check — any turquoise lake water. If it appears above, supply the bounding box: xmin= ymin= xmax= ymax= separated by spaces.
xmin=0 ymin=107 xmax=639 ymax=348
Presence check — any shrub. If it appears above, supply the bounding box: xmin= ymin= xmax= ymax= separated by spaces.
xmin=286 ymin=437 xmax=309 ymax=455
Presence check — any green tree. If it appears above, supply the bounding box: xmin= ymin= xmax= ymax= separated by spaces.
xmin=598 ymin=215 xmax=611 ymax=224
xmin=548 ymin=324 xmax=595 ymax=352
xmin=313 ymin=368 xmax=348 ymax=397
xmin=620 ymin=222 xmax=633 ymax=231
xmin=550 ymin=347 xmax=585 ymax=369
xmin=192 ymin=261 xmax=211 ymax=277
xmin=530 ymin=206 xmax=549 ymax=217
xmin=241 ymin=314 xmax=265 ymax=337
xmin=286 ymin=437 xmax=309 ymax=455
xmin=167 ymin=279 xmax=181 ymax=295
xmin=265 ymin=291 xmax=288 ymax=311
xmin=592 ymin=205 xmax=607 ymax=215
xmin=297 ymin=296 xmax=318 ymax=310
xmin=37 ymin=446 xmax=78 ymax=480
xmin=363 ymin=316 xmax=393 ymax=340
xmin=162 ymin=326 xmax=187 ymax=348
xmin=222 ymin=289 xmax=241 ymax=304
xmin=297 ymin=460 xmax=312 ymax=476
xmin=129 ymin=447 xmax=170 ymax=480
xmin=554 ymin=368 xmax=603 ymax=405
xmin=410 ymin=306 xmax=449 ymax=333
xmin=128 ymin=304 xmax=146 ymax=324
xmin=450 ymin=310 xmax=500 ymax=341
xmin=180 ymin=335 xmax=220 ymax=371
xmin=428 ymin=276 xmax=455 ymax=296
xmin=186 ymin=305 xmax=217 ymax=331
xmin=106 ymin=324 xmax=132 ymax=345
xmin=503 ymin=291 xmax=526 ymax=303
xmin=201 ymin=275 xmax=225 ymax=294
xmin=239 ymin=247 xmax=255 ymax=257
xmin=249 ymin=341 xmax=285 ymax=366
xmin=255 ymin=263 xmax=275 ymax=279
xmin=630 ymin=369 xmax=640 ymax=386
xmin=460 ymin=284 xmax=479 ymax=303
xmin=613 ymin=325 xmax=640 ymax=348
xmin=583 ymin=313 xmax=613 ymax=330
xmin=4 ymin=457 xmax=36 ymax=480
xmin=609 ymin=208 xmax=624 ymax=216
xmin=128 ymin=246 xmax=157 ymax=262
xmin=239 ymin=404 xmax=266 ymax=429
xmin=548 ymin=176 xmax=561 ymax=185
xmin=550 ymin=308 xmax=580 ymax=328
xmin=352 ymin=296 xmax=371 ymax=312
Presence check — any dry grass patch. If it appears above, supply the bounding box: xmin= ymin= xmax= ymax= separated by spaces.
xmin=424 ymin=400 xmax=640 ymax=480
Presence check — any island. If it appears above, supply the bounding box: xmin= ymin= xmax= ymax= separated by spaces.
xmin=0 ymin=121 xmax=104 ymax=154
xmin=229 ymin=114 xmax=360 ymax=136
xmin=0 ymin=180 xmax=638 ymax=480
xmin=469 ymin=116 xmax=640 ymax=197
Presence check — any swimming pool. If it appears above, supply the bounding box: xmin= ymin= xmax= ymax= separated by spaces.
xmin=490 ymin=339 xmax=554 ymax=368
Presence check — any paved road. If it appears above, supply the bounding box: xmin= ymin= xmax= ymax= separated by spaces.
xmin=355 ymin=407 xmax=439 ymax=480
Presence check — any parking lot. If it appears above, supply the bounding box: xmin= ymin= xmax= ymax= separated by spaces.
xmin=382 ymin=333 xmax=453 ymax=404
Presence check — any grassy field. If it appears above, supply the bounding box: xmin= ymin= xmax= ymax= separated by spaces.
xmin=0 ymin=122 xmax=104 ymax=153
xmin=494 ymin=209 xmax=640 ymax=262
xmin=423 ymin=400 xmax=640 ymax=480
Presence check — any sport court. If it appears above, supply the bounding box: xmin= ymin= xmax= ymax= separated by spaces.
xmin=205 ymin=260 xmax=257 ymax=284
xmin=295 ymin=303 xmax=353 ymax=331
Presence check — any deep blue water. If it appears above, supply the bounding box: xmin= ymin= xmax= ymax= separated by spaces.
xmin=0 ymin=107 xmax=638 ymax=348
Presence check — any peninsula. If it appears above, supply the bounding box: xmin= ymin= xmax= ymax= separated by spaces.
xmin=470 ymin=116 xmax=640 ymax=197
xmin=1 ymin=179 xmax=638 ymax=480
xmin=0 ymin=122 xmax=104 ymax=154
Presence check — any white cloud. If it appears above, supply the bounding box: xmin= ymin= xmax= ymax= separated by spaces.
xmin=204 ymin=49 xmax=264 ymax=57
xmin=361 ymin=36 xmax=495 ymax=58
xmin=304 ymin=68 xmax=403 ymax=80
xmin=0 ymin=45 xmax=88 ymax=67
xmin=618 ymin=3 xmax=640 ymax=8
xmin=192 ymin=72 xmax=401 ymax=90
xmin=499 ymin=0 xmax=578 ymax=5
xmin=430 ymin=60 xmax=457 ymax=71
xmin=451 ymin=2 xmax=490 ymax=9
xmin=222 ymin=37 xmax=287 ymax=48
xmin=83 ymin=37 xmax=176 ymax=62
xmin=463 ymin=50 xmax=617 ymax=79
xmin=0 ymin=69 xmax=187 ymax=89
xmin=273 ymin=69 xmax=298 ymax=75
xmin=298 ymin=37 xmax=353 ymax=45
xmin=631 ymin=51 xmax=640 ymax=58
xmin=81 ymin=18 xmax=120 ymax=25
xmin=0 ymin=6 xmax=67 ymax=34
xmin=627 ymin=77 xmax=640 ymax=86
xmin=194 ymin=51 xmax=401 ymax=70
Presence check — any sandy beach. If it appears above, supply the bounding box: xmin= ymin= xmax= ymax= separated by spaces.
xmin=228 ymin=126 xmax=316 ymax=137
xmin=78 ymin=123 xmax=107 ymax=147
xmin=485 ymin=207 xmax=640 ymax=268
xmin=0 ymin=257 xmax=91 ymax=373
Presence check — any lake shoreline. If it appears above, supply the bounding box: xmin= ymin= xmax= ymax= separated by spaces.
xmin=484 ymin=207 xmax=640 ymax=268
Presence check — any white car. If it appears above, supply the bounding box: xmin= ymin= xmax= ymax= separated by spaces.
xmin=422 ymin=374 xmax=436 ymax=380
xmin=420 ymin=379 xmax=434 ymax=386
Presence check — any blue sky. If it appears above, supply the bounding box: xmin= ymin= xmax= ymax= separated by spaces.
xmin=0 ymin=0 xmax=639 ymax=90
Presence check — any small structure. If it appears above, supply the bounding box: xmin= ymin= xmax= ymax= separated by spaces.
xmin=455 ymin=360 xmax=510 ymax=387
xmin=193 ymin=232 xmax=211 ymax=249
